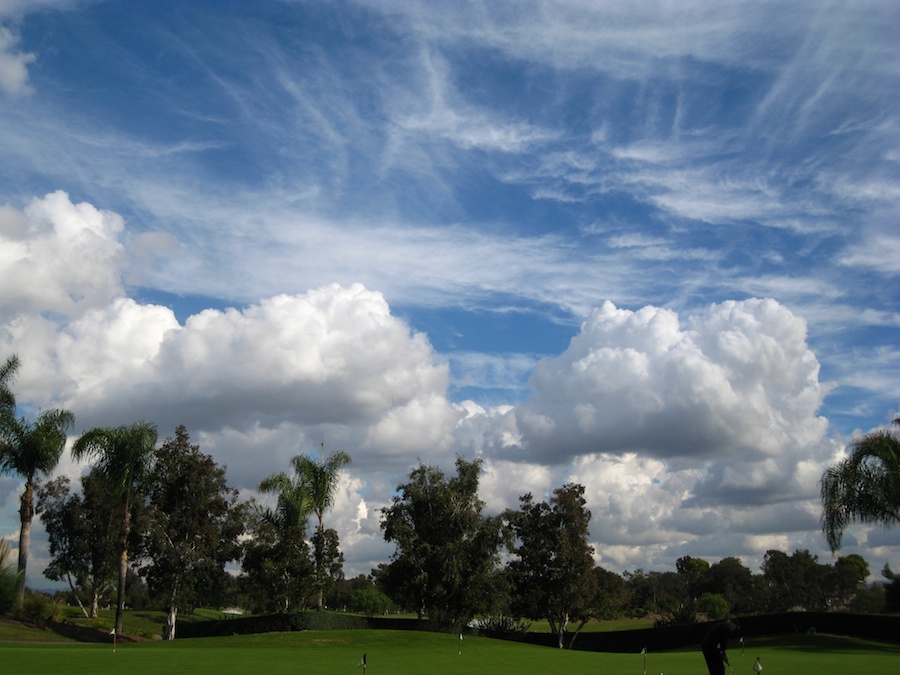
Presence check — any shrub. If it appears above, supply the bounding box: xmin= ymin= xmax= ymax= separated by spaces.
xmin=697 ymin=593 xmax=731 ymax=620
xmin=654 ymin=600 xmax=698 ymax=627
xmin=21 ymin=591 xmax=63 ymax=625
xmin=349 ymin=588 xmax=392 ymax=617
xmin=470 ymin=615 xmax=532 ymax=634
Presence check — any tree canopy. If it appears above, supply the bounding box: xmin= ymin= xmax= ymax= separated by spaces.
xmin=381 ymin=457 xmax=506 ymax=629
xmin=290 ymin=448 xmax=351 ymax=609
xmin=72 ymin=421 xmax=158 ymax=635
xmin=141 ymin=425 xmax=247 ymax=638
xmin=37 ymin=471 xmax=123 ymax=617
xmin=0 ymin=353 xmax=74 ymax=610
xmin=821 ymin=418 xmax=900 ymax=551
xmin=506 ymin=484 xmax=596 ymax=648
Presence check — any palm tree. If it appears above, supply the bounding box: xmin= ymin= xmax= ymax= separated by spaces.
xmin=0 ymin=407 xmax=74 ymax=610
xmin=821 ymin=417 xmax=900 ymax=551
xmin=257 ymin=471 xmax=313 ymax=532
xmin=0 ymin=354 xmax=19 ymax=415
xmin=292 ymin=446 xmax=351 ymax=610
xmin=72 ymin=422 xmax=158 ymax=636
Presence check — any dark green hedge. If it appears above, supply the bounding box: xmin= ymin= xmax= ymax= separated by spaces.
xmin=176 ymin=611 xmax=900 ymax=649
xmin=479 ymin=612 xmax=900 ymax=653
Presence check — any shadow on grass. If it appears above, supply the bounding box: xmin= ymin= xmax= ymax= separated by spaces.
xmin=745 ymin=634 xmax=900 ymax=654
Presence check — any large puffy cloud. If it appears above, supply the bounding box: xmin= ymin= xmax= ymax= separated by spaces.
xmin=59 ymin=285 xmax=456 ymax=447
xmin=0 ymin=191 xmax=125 ymax=316
xmin=458 ymin=298 xmax=840 ymax=572
xmin=6 ymin=284 xmax=459 ymax=483
xmin=0 ymin=194 xmax=460 ymax=487
xmin=505 ymin=299 xmax=829 ymax=468
xmin=0 ymin=195 xmax=462 ymax=581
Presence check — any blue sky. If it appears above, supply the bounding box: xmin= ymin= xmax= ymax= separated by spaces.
xmin=1 ymin=0 xmax=898 ymax=585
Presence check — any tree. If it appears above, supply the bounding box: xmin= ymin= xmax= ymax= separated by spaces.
xmin=676 ymin=555 xmax=710 ymax=598
xmin=140 ymin=426 xmax=247 ymax=639
xmin=246 ymin=463 xmax=316 ymax=613
xmin=821 ymin=417 xmax=900 ymax=551
xmin=311 ymin=527 xmax=344 ymax=608
xmin=590 ymin=566 xmax=630 ymax=620
xmin=37 ymin=472 xmax=121 ymax=617
xmin=72 ymin=421 xmax=158 ymax=636
xmin=0 ymin=354 xmax=18 ymax=415
xmin=881 ymin=564 xmax=900 ymax=612
xmin=625 ymin=568 xmax=693 ymax=620
xmin=697 ymin=592 xmax=730 ymax=620
xmin=0 ymin=399 xmax=74 ymax=611
xmin=350 ymin=587 xmax=392 ymax=617
xmin=697 ymin=557 xmax=759 ymax=615
xmin=830 ymin=553 xmax=869 ymax=610
xmin=506 ymin=484 xmax=596 ymax=648
xmin=329 ymin=573 xmax=378 ymax=611
xmin=291 ymin=448 xmax=351 ymax=610
xmin=761 ymin=549 xmax=832 ymax=611
xmin=0 ymin=538 xmax=16 ymax=612
xmin=240 ymin=505 xmax=314 ymax=613
xmin=381 ymin=457 xmax=506 ymax=629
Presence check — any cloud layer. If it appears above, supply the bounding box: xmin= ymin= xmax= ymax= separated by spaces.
xmin=0 ymin=192 xmax=858 ymax=582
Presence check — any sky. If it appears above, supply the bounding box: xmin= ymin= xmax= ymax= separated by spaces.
xmin=1 ymin=0 xmax=899 ymax=590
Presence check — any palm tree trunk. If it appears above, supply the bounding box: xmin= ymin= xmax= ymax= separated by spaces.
xmin=14 ymin=482 xmax=34 ymax=611
xmin=115 ymin=496 xmax=131 ymax=636
xmin=316 ymin=516 xmax=325 ymax=610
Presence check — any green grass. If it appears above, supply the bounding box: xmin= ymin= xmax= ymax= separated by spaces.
xmin=1 ymin=629 xmax=898 ymax=675
xmin=0 ymin=617 xmax=73 ymax=643
xmin=527 ymin=617 xmax=655 ymax=632
xmin=44 ymin=606 xmax=240 ymax=639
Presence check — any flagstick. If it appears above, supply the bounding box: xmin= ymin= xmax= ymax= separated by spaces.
xmin=458 ymin=632 xmax=463 ymax=655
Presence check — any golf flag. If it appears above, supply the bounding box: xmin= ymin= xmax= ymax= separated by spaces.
xmin=754 ymin=657 xmax=762 ymax=673
xmin=640 ymin=646 xmax=647 ymax=675
xmin=357 ymin=653 xmax=367 ymax=669
xmin=740 ymin=636 xmax=744 ymax=655
xmin=458 ymin=632 xmax=463 ymax=655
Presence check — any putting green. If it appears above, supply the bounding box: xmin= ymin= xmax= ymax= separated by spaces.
xmin=2 ymin=630 xmax=898 ymax=674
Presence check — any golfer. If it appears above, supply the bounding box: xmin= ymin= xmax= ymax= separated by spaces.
xmin=701 ymin=619 xmax=738 ymax=675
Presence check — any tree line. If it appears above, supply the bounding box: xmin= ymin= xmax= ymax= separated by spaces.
xmin=2 ymin=353 xmax=900 ymax=643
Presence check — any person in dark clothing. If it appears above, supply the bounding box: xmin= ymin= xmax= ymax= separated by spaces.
xmin=701 ymin=619 xmax=738 ymax=675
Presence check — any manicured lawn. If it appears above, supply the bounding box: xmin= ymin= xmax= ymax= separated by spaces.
xmin=2 ymin=629 xmax=899 ymax=675
xmin=0 ymin=617 xmax=73 ymax=643
xmin=527 ymin=617 xmax=655 ymax=632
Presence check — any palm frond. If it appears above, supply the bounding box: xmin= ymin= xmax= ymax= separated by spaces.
xmin=821 ymin=425 xmax=900 ymax=551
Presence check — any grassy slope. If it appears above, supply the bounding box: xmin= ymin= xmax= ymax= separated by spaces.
xmin=2 ymin=627 xmax=899 ymax=675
